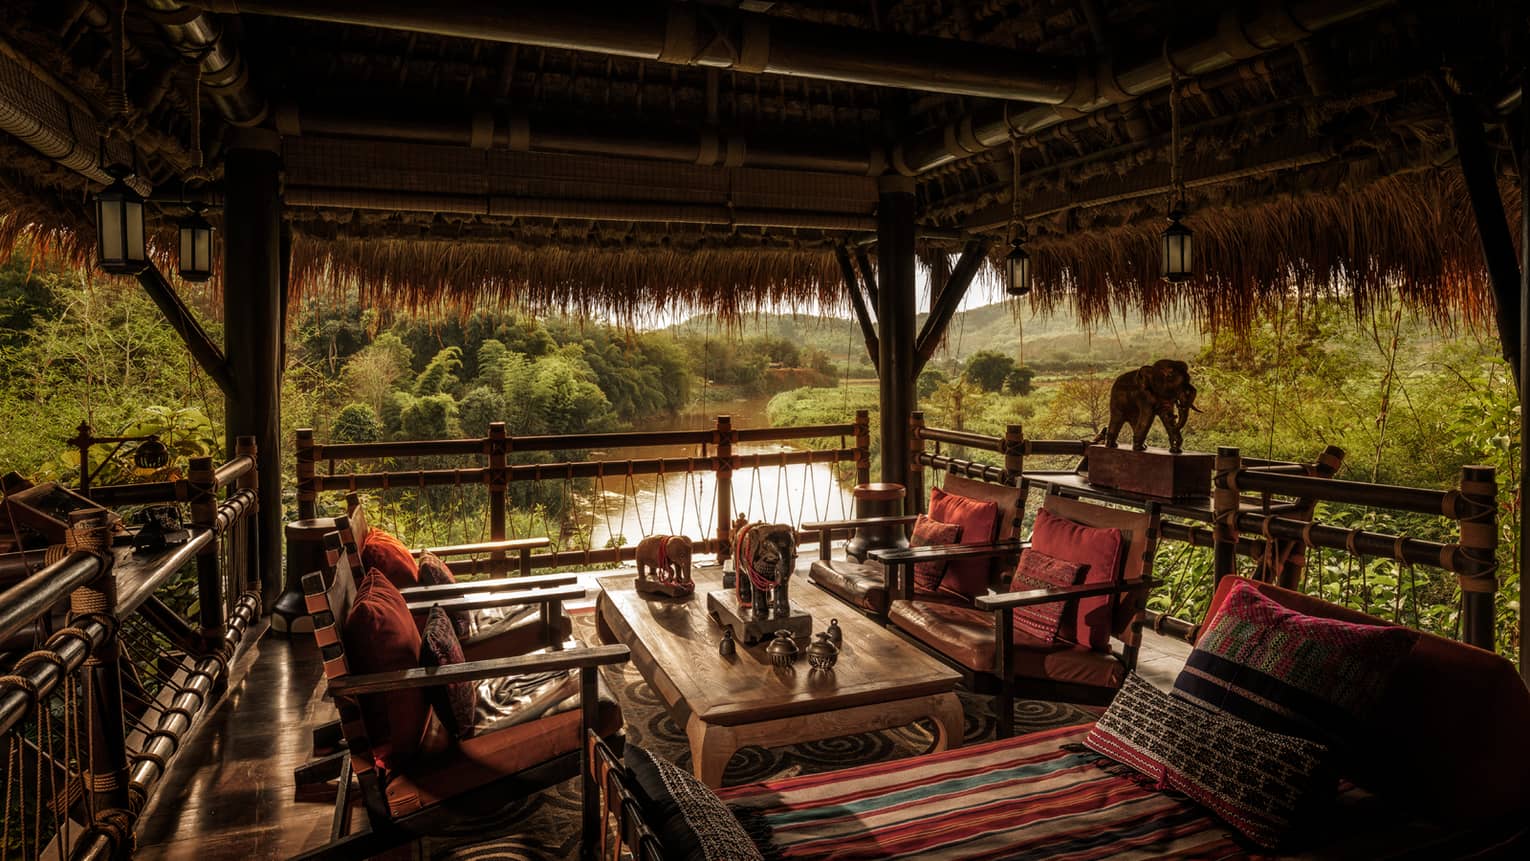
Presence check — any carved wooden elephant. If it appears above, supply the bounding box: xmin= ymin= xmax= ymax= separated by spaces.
xmin=734 ymin=521 xmax=797 ymax=619
xmin=1099 ymin=359 xmax=1198 ymax=453
xmin=634 ymin=535 xmax=694 ymax=597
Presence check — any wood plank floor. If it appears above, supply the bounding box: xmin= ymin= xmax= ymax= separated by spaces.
xmin=132 ymin=580 xmax=1194 ymax=860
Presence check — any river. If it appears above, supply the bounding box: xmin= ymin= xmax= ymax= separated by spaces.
xmin=584 ymin=394 xmax=854 ymax=548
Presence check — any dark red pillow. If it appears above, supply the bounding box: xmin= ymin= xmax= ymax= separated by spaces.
xmin=1028 ymin=508 xmax=1123 ymax=651
xmin=361 ymin=527 xmax=419 ymax=589
xmin=416 ymin=552 xmax=472 ymax=638
xmin=419 ymin=605 xmax=477 ymax=739
xmin=1008 ymin=549 xmax=1087 ymax=644
xmin=908 ymin=514 xmax=963 ymax=593
xmin=342 ymin=567 xmax=428 ymax=771
xmin=927 ymin=486 xmax=1000 ymax=600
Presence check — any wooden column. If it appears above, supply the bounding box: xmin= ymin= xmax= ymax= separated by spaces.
xmin=715 ymin=415 xmax=733 ymax=565
xmin=189 ymin=455 xmax=222 ymax=650
xmin=909 ymin=411 xmax=926 ymax=514
xmin=488 ymin=422 xmax=508 ymax=563
xmin=1455 ymin=465 xmax=1498 ymax=651
xmin=853 ymin=409 xmax=872 ymax=487
xmin=235 ymin=435 xmax=261 ymax=596
xmin=1212 ymin=446 xmax=1241 ymax=581
xmin=223 ymin=129 xmax=285 ymax=608
xmin=876 ymin=176 xmax=917 ymax=499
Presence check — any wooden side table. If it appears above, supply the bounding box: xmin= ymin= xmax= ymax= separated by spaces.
xmin=844 ymin=482 xmax=907 ymax=562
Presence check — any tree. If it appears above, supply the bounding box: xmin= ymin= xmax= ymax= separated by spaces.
xmin=963 ymin=350 xmax=1015 ymax=392
xmin=458 ymin=385 xmax=506 ymax=436
xmin=413 ymin=346 xmax=463 ymax=396
xmin=926 ymin=378 xmax=985 ymax=431
xmin=331 ymin=403 xmax=383 ymax=442
xmin=1044 ymin=372 xmax=1113 ymax=436
xmin=1005 ymin=365 xmax=1037 ymax=395
xmin=917 ymin=368 xmax=949 ymax=399
xmin=400 ymin=393 xmax=458 ymax=439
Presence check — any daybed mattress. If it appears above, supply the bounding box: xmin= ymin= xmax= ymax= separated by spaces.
xmin=717 ymin=724 xmax=1516 ymax=860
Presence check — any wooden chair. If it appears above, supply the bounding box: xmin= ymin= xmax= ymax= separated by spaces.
xmin=298 ymin=525 xmax=629 ymax=860
xmin=804 ymin=473 xmax=1025 ymax=622
xmin=876 ymin=493 xmax=1159 ymax=737
xmin=587 ymin=731 xmax=666 ymax=861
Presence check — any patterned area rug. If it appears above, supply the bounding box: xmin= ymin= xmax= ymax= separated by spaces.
xmin=424 ymin=615 xmax=1097 ymax=861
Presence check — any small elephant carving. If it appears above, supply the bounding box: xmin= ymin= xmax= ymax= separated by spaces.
xmin=1097 ymin=359 xmax=1200 ymax=453
xmin=634 ymin=535 xmax=694 ymax=597
xmin=734 ymin=521 xmax=797 ymax=619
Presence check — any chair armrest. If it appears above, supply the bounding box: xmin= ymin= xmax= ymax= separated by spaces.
xmin=328 ymin=644 xmax=631 ymax=696
xmin=870 ymin=540 xmax=1026 ymax=565
xmin=397 ymin=571 xmax=578 ymax=600
xmin=404 ymin=583 xmax=584 ymax=614
xmin=801 ymin=515 xmax=919 ymax=534
xmin=412 ymin=537 xmax=552 ymax=558
xmin=974 ymin=577 xmax=1156 ymax=610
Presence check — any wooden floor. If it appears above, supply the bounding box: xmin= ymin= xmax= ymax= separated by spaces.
xmin=132 ymin=578 xmax=1192 ymax=860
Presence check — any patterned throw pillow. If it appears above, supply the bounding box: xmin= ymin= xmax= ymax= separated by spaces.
xmin=909 ymin=514 xmax=963 ymax=593
xmin=1173 ymin=579 xmax=1417 ymax=749
xmin=625 ymin=743 xmax=763 ymax=861
xmin=418 ymin=605 xmax=477 ymax=739
xmin=416 ymin=552 xmax=473 ymax=639
xmin=1085 ymin=673 xmax=1333 ymax=849
xmin=1007 ymin=549 xmax=1086 ymax=644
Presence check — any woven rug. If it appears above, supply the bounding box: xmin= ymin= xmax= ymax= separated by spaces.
xmin=424 ymin=614 xmax=1097 ymax=861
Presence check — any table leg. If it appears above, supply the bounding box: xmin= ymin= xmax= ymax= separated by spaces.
xmin=927 ymin=692 xmax=966 ymax=752
xmin=685 ymin=714 xmax=737 ymax=788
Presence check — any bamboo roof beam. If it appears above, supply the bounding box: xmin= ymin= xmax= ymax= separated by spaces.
xmin=914 ymin=238 xmax=988 ymax=376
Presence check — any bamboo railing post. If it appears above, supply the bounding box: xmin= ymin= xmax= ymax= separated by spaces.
xmin=1454 ymin=465 xmax=1498 ymax=651
xmin=67 ymin=514 xmax=132 ymax=819
xmin=1212 ymin=446 xmax=1242 ymax=581
xmin=853 ymin=409 xmax=872 ymax=487
xmin=235 ymin=435 xmax=260 ymax=596
xmin=189 ymin=455 xmax=223 ymax=650
xmin=716 ymin=415 xmax=734 ymax=565
xmin=295 ymin=428 xmax=318 ymax=521
xmin=1002 ymin=424 xmax=1024 ymax=484
xmin=488 ymin=422 xmax=508 ymax=564
xmin=909 ymin=411 xmax=926 ymax=513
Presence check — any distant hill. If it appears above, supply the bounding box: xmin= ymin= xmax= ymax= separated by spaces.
xmin=663 ymin=302 xmax=1206 ymax=375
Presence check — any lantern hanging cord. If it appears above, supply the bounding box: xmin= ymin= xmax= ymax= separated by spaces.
xmin=1009 ymin=134 xmax=1023 ymax=242
xmin=1166 ymin=41 xmax=1186 ymax=211
xmin=190 ymin=56 xmax=204 ymax=174
xmin=108 ymin=0 xmax=128 ymax=125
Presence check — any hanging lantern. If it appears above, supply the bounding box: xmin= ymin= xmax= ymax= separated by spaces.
xmin=1005 ymin=236 xmax=1031 ymax=296
xmin=177 ymin=205 xmax=214 ymax=282
xmin=1161 ymin=210 xmax=1193 ymax=282
xmin=133 ymin=435 xmax=171 ymax=469
xmin=95 ymin=164 xmax=147 ymax=274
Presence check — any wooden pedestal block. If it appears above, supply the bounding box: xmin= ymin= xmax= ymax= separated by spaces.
xmin=707 ymin=589 xmax=813 ymax=645
xmin=1085 ymin=445 xmax=1213 ymax=500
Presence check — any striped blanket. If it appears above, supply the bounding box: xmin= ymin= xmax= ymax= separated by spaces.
xmin=717 ymin=724 xmax=1499 ymax=860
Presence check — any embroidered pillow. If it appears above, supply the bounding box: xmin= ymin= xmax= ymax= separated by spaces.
xmin=908 ymin=514 xmax=963 ymax=593
xmin=1028 ymin=508 xmax=1123 ymax=651
xmin=342 ymin=567 xmax=428 ymax=771
xmin=418 ymin=605 xmax=477 ymax=739
xmin=1085 ymin=674 xmax=1333 ymax=849
xmin=360 ymin=527 xmax=420 ymax=589
xmin=416 ymin=552 xmax=473 ymax=639
xmin=1007 ymin=549 xmax=1087 ymax=644
xmin=927 ymin=486 xmax=1000 ymax=600
xmin=625 ymin=743 xmax=763 ymax=861
xmin=1173 ymin=579 xmax=1417 ymax=750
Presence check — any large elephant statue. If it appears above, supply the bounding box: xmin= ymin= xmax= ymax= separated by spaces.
xmin=734 ymin=521 xmax=797 ymax=619
xmin=1098 ymin=359 xmax=1200 ymax=453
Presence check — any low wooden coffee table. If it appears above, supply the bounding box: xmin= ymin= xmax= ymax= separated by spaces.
xmin=596 ymin=568 xmax=963 ymax=786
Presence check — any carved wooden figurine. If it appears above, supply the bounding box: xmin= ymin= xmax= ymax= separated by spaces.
xmin=1098 ymin=359 xmax=1200 ymax=453
xmin=733 ymin=521 xmax=797 ymax=618
xmin=634 ymin=534 xmax=694 ymax=597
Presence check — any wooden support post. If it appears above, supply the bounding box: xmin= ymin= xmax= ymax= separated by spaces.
xmin=877 ymin=176 xmax=917 ymax=499
xmin=236 ymin=435 xmax=261 ymax=596
xmin=1212 ymin=446 xmax=1241 ymax=581
xmin=853 ymin=409 xmax=871 ymax=488
xmin=835 ymin=245 xmax=879 ymax=371
xmin=67 ymin=521 xmax=130 ymax=818
xmin=914 ymin=239 xmax=990 ymax=376
xmin=224 ymin=129 xmax=286 ymax=608
xmin=715 ymin=415 xmax=734 ymax=565
xmin=488 ymin=422 xmax=508 ymax=564
xmin=189 ymin=455 xmax=222 ymax=649
xmin=909 ymin=411 xmax=926 ymax=514
xmin=296 ymin=428 xmax=318 ymax=521
xmin=1002 ymin=424 xmax=1024 ymax=485
xmin=1455 ymin=465 xmax=1498 ymax=651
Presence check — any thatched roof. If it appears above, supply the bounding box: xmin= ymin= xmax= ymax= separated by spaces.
xmin=0 ymin=0 xmax=1523 ymax=330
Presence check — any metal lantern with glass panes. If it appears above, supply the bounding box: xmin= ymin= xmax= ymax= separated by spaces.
xmin=1005 ymin=236 xmax=1031 ymax=296
xmin=95 ymin=165 xmax=147 ymax=274
xmin=178 ymin=205 xmax=214 ymax=282
xmin=1161 ymin=210 xmax=1193 ymax=282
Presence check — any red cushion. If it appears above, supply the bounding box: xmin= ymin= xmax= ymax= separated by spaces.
xmin=927 ymin=486 xmax=1000 ymax=600
xmin=362 ymin=528 xmax=419 ymax=589
xmin=1008 ymin=549 xmax=1086 ymax=644
xmin=1028 ymin=508 xmax=1123 ymax=651
xmin=909 ymin=514 xmax=963 ymax=593
xmin=343 ymin=567 xmax=428 ymax=771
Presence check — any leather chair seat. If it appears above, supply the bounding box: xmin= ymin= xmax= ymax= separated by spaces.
xmin=460 ymin=607 xmax=573 ymax=661
xmin=889 ymin=599 xmax=1125 ymax=689
xmin=385 ymin=681 xmax=622 ymax=817
xmin=809 ymin=558 xmax=889 ymax=612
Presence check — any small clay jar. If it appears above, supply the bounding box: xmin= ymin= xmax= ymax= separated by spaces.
xmin=806 ymin=632 xmax=839 ymax=671
xmin=766 ymin=629 xmax=799 ymax=667
xmin=825 ymin=618 xmax=843 ymax=649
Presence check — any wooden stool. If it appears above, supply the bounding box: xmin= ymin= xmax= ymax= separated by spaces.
xmin=278 ymin=517 xmax=338 ymax=634
xmin=844 ymin=482 xmax=907 ymax=562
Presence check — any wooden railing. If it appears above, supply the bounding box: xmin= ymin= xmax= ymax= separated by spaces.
xmin=0 ymin=442 xmax=263 ymax=860
xmin=294 ymin=413 xmax=872 ymax=572
xmin=908 ymin=417 xmax=1505 ymax=656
